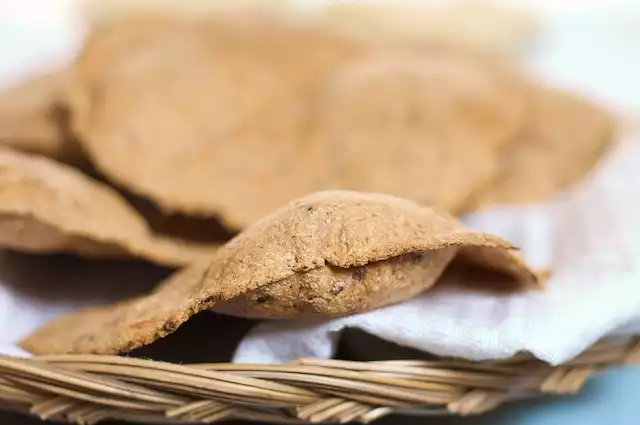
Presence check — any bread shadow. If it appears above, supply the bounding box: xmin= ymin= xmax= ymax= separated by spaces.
xmin=435 ymin=262 xmax=538 ymax=296
xmin=121 ymin=191 xmax=237 ymax=244
xmin=128 ymin=312 xmax=258 ymax=364
xmin=0 ymin=249 xmax=170 ymax=304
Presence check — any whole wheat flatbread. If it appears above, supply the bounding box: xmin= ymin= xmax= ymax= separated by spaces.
xmin=470 ymin=85 xmax=616 ymax=207
xmin=21 ymin=190 xmax=539 ymax=355
xmin=310 ymin=51 xmax=529 ymax=212
xmin=0 ymin=71 xmax=86 ymax=166
xmin=69 ymin=17 xmax=364 ymax=230
xmin=0 ymin=148 xmax=218 ymax=266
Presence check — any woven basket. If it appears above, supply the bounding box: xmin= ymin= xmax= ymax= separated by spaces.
xmin=0 ymin=337 xmax=637 ymax=424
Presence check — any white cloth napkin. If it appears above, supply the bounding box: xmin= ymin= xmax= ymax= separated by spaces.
xmin=233 ymin=121 xmax=640 ymax=365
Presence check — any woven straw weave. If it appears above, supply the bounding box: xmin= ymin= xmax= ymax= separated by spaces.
xmin=0 ymin=337 xmax=637 ymax=424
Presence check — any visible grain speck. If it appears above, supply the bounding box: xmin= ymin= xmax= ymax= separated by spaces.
xmin=331 ymin=283 xmax=344 ymax=295
xmin=162 ymin=321 xmax=178 ymax=333
xmin=256 ymin=295 xmax=271 ymax=304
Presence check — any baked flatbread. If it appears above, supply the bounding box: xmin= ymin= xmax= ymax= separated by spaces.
xmin=311 ymin=52 xmax=528 ymax=212
xmin=21 ymin=191 xmax=539 ymax=355
xmin=0 ymin=148 xmax=218 ymax=266
xmin=470 ymin=86 xmax=616 ymax=207
xmin=70 ymin=17 xmax=364 ymax=230
xmin=0 ymin=71 xmax=86 ymax=166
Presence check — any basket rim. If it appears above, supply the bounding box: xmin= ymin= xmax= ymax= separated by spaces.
xmin=0 ymin=336 xmax=637 ymax=424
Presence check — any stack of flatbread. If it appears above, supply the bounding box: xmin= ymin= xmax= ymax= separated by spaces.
xmin=0 ymin=1 xmax=617 ymax=355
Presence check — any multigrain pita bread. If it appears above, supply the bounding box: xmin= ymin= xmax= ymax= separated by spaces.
xmin=311 ymin=52 xmax=528 ymax=212
xmin=320 ymin=1 xmax=537 ymax=54
xmin=0 ymin=71 xmax=86 ymax=166
xmin=0 ymin=148 xmax=218 ymax=266
xmin=69 ymin=17 xmax=365 ymax=230
xmin=21 ymin=190 xmax=539 ymax=355
xmin=470 ymin=86 xmax=616 ymax=207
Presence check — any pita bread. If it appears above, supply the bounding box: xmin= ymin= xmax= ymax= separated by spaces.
xmin=0 ymin=148 xmax=218 ymax=266
xmin=310 ymin=52 xmax=528 ymax=212
xmin=21 ymin=190 xmax=539 ymax=355
xmin=0 ymin=71 xmax=86 ymax=166
xmin=470 ymin=86 xmax=616 ymax=207
xmin=69 ymin=18 xmax=364 ymax=229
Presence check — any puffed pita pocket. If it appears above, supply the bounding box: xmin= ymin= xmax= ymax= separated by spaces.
xmin=20 ymin=191 xmax=540 ymax=355
xmin=311 ymin=51 xmax=528 ymax=212
xmin=69 ymin=17 xmax=365 ymax=229
xmin=470 ymin=85 xmax=617 ymax=207
xmin=0 ymin=71 xmax=86 ymax=166
xmin=0 ymin=148 xmax=218 ymax=266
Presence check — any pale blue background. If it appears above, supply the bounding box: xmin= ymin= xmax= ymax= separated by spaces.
xmin=389 ymin=365 xmax=640 ymax=425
